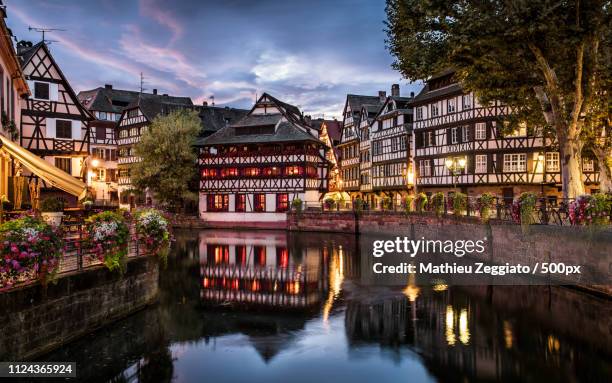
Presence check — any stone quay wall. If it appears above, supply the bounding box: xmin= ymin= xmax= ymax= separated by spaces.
xmin=0 ymin=256 xmax=159 ymax=361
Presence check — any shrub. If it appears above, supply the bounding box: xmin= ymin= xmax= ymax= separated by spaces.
xmin=324 ymin=198 xmax=336 ymax=210
xmin=431 ymin=192 xmax=445 ymax=217
xmin=453 ymin=192 xmax=468 ymax=216
xmin=415 ymin=193 xmax=428 ymax=213
xmin=291 ymin=198 xmax=303 ymax=213
xmin=353 ymin=197 xmax=364 ymax=213
xmin=477 ymin=193 xmax=496 ymax=223
xmin=135 ymin=209 xmax=171 ymax=262
xmin=569 ymin=193 xmax=612 ymax=226
xmin=40 ymin=197 xmax=64 ymax=212
xmin=85 ymin=211 xmax=130 ymax=273
xmin=381 ymin=196 xmax=392 ymax=211
xmin=0 ymin=216 xmax=64 ymax=289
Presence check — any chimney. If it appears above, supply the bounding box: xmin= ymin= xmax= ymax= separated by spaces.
xmin=391 ymin=84 xmax=400 ymax=97
xmin=104 ymin=84 xmax=112 ymax=90
xmin=203 ymin=101 xmax=208 ymax=106
xmin=410 ymin=91 xmax=415 ymax=98
xmin=162 ymin=93 xmax=168 ymax=97
xmin=152 ymin=89 xmax=158 ymax=95
xmin=378 ymin=91 xmax=386 ymax=103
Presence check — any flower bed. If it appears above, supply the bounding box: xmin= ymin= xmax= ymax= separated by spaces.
xmin=85 ymin=211 xmax=130 ymax=273
xmin=0 ymin=216 xmax=64 ymax=289
xmin=134 ymin=209 xmax=171 ymax=259
xmin=569 ymin=194 xmax=612 ymax=225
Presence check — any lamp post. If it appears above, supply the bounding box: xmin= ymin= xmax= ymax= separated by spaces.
xmin=445 ymin=157 xmax=467 ymax=191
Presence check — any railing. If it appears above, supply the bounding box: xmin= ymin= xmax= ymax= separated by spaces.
xmin=299 ymin=197 xmax=612 ymax=226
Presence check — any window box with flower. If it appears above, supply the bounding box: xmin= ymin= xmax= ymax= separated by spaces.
xmin=85 ymin=211 xmax=130 ymax=273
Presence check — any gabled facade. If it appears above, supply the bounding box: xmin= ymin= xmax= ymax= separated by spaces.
xmin=197 ymin=93 xmax=328 ymax=227
xmin=316 ymin=119 xmax=342 ymax=192
xmin=78 ymin=84 xmax=141 ymax=205
xmin=370 ymin=85 xmax=413 ymax=207
xmin=357 ymin=104 xmax=381 ymax=203
xmin=338 ymin=93 xmax=384 ymax=200
xmin=18 ymin=41 xmax=94 ymax=203
xmin=412 ymin=70 xmax=599 ymax=201
xmin=116 ymin=92 xmax=193 ymax=208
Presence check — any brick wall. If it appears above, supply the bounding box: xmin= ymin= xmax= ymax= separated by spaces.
xmin=0 ymin=256 xmax=159 ymax=360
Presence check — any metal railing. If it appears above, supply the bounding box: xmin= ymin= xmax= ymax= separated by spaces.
xmin=297 ymin=196 xmax=612 ymax=226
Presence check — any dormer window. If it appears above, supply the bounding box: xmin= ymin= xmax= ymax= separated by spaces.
xmin=34 ymin=82 xmax=49 ymax=100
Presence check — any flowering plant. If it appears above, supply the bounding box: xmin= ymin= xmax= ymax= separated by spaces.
xmin=381 ymin=196 xmax=392 ymax=211
xmin=477 ymin=193 xmax=496 ymax=223
xmin=291 ymin=198 xmax=303 ymax=213
xmin=85 ymin=211 xmax=130 ymax=273
xmin=569 ymin=194 xmax=611 ymax=226
xmin=0 ymin=216 xmax=64 ymax=289
xmin=452 ymin=192 xmax=468 ymax=216
xmin=512 ymin=192 xmax=538 ymax=230
xmin=402 ymin=195 xmax=415 ymax=213
xmin=324 ymin=198 xmax=336 ymax=210
xmin=134 ymin=208 xmax=171 ymax=260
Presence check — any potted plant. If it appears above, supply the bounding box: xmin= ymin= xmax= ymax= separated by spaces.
xmin=134 ymin=208 xmax=171 ymax=261
xmin=381 ymin=196 xmax=392 ymax=211
xmin=403 ymin=195 xmax=415 ymax=214
xmin=40 ymin=197 xmax=65 ymax=227
xmin=353 ymin=197 xmax=365 ymax=213
xmin=453 ymin=192 xmax=468 ymax=216
xmin=415 ymin=193 xmax=428 ymax=213
xmin=324 ymin=198 xmax=336 ymax=211
xmin=85 ymin=210 xmax=130 ymax=273
xmin=477 ymin=192 xmax=496 ymax=223
xmin=0 ymin=216 xmax=64 ymax=289
xmin=512 ymin=192 xmax=538 ymax=231
xmin=291 ymin=198 xmax=303 ymax=213
xmin=431 ymin=192 xmax=445 ymax=217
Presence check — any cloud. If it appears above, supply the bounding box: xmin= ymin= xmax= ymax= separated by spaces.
xmin=138 ymin=0 xmax=184 ymax=43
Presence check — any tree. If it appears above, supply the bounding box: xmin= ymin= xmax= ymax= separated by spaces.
xmin=131 ymin=109 xmax=200 ymax=209
xmin=385 ymin=0 xmax=611 ymax=198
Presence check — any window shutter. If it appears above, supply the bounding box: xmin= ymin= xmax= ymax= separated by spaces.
xmin=470 ymin=124 xmax=475 ymax=142
xmin=430 ymin=160 xmax=435 ymax=176
xmin=468 ymin=155 xmax=475 ymax=174
xmin=488 ymin=154 xmax=495 ymax=173
xmin=105 ymin=149 xmax=111 ymax=160
xmin=526 ymin=155 xmax=534 ymax=173
xmin=486 ymin=121 xmax=493 ymax=139
xmin=446 ymin=128 xmax=451 ymax=145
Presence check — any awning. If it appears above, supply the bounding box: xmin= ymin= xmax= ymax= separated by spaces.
xmin=323 ymin=191 xmax=351 ymax=201
xmin=0 ymin=135 xmax=87 ymax=199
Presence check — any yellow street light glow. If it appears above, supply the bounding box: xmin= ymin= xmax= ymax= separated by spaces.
xmin=458 ymin=158 xmax=466 ymax=168
xmin=445 ymin=158 xmax=454 ymax=169
xmin=91 ymin=159 xmax=100 ymax=167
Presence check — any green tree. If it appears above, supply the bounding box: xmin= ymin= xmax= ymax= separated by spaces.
xmin=385 ymin=0 xmax=611 ymax=197
xmin=131 ymin=109 xmax=200 ymax=209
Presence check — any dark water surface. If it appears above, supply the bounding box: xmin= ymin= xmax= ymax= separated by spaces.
xmin=40 ymin=229 xmax=611 ymax=383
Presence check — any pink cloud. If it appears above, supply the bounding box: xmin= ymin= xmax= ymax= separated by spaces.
xmin=139 ymin=0 xmax=183 ymax=43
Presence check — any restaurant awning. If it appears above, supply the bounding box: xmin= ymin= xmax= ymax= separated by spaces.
xmin=323 ymin=191 xmax=351 ymax=201
xmin=0 ymin=135 xmax=87 ymax=199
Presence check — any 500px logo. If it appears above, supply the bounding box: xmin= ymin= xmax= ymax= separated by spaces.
xmin=372 ymin=237 xmax=487 ymax=258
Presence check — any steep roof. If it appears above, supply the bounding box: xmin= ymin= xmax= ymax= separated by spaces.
xmin=196 ymin=105 xmax=249 ymax=136
xmin=412 ymin=69 xmax=462 ymax=104
xmin=324 ymin=120 xmax=342 ymax=143
xmin=196 ymin=93 xmax=322 ymax=146
xmin=127 ymin=93 xmax=193 ymax=121
xmin=16 ymin=40 xmax=43 ymax=67
xmin=78 ymin=87 xmax=141 ymax=114
xmin=346 ymin=94 xmax=383 ymax=111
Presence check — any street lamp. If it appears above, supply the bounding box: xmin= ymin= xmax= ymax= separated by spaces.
xmin=445 ymin=157 xmax=467 ymax=191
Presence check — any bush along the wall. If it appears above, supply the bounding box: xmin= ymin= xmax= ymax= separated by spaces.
xmin=453 ymin=192 xmax=468 ymax=217
xmin=431 ymin=192 xmax=445 ymax=217
xmin=477 ymin=193 xmax=496 ymax=223
xmin=415 ymin=193 xmax=428 ymax=213
xmin=512 ymin=192 xmax=538 ymax=233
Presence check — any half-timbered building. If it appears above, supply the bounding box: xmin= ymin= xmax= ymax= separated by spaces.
xmin=371 ymin=84 xmax=414 ymax=207
xmin=357 ymin=103 xmax=382 ymax=205
xmin=116 ymin=92 xmax=193 ymax=208
xmin=78 ymin=84 xmax=141 ymax=205
xmin=17 ymin=41 xmax=94 ymax=204
xmin=315 ymin=118 xmax=342 ymax=194
xmin=412 ymin=70 xmax=599 ymax=201
xmin=338 ymin=93 xmax=385 ymax=201
xmin=197 ymin=93 xmax=328 ymax=227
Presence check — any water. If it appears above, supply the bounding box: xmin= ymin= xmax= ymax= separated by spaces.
xmin=39 ymin=229 xmax=611 ymax=383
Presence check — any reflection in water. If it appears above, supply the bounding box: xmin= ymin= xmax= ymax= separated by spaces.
xmin=38 ymin=229 xmax=611 ymax=383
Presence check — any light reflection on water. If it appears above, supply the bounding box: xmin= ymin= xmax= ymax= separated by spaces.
xmin=39 ymin=229 xmax=611 ymax=383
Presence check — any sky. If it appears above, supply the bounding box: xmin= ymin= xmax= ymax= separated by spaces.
xmin=6 ymin=0 xmax=422 ymax=118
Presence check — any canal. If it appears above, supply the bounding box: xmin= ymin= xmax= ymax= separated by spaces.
xmin=38 ymin=229 xmax=611 ymax=383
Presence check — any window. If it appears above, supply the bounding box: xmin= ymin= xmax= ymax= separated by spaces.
xmin=93 ymin=148 xmax=105 ymax=159
xmin=462 ymin=94 xmax=472 ymax=109
xmin=583 ymin=159 xmax=594 ymax=172
xmin=276 ymin=194 xmax=289 ymax=212
xmin=202 ymin=168 xmax=217 ymax=177
xmin=431 ymin=103 xmax=439 ymax=117
xmin=504 ymin=153 xmax=526 ymax=172
xmin=55 ymin=157 xmax=72 ymax=174
xmin=419 ymin=159 xmax=431 ymax=177
xmin=475 ymin=155 xmax=487 ymax=173
xmin=475 ymin=123 xmax=487 ymax=140
xmin=107 ymin=169 xmax=117 ymax=182
xmin=221 ymin=168 xmax=238 ymax=177
xmin=98 ymin=112 xmax=107 ymax=120
xmin=235 ymin=194 xmax=246 ymax=212
xmin=416 ymin=107 xmax=423 ymax=120
xmin=447 ymin=98 xmax=456 ymax=113
xmin=127 ymin=109 xmax=138 ymax=118
xmin=207 ymin=194 xmax=229 ymax=212
xmin=451 ymin=127 xmax=459 ymax=144
xmin=207 ymin=245 xmax=229 ymax=264
xmin=263 ymin=167 xmax=281 ymax=176
xmin=254 ymin=193 xmax=266 ymax=212
xmin=462 ymin=126 xmax=469 ymax=142
xmin=243 ymin=167 xmax=260 ymax=177
xmin=34 ymin=82 xmax=49 ymax=100
xmin=506 ymin=122 xmax=527 ymax=137
xmin=545 ymin=152 xmax=560 ymax=172
xmin=285 ymin=166 xmax=302 ymax=176
xmin=56 ymin=120 xmax=72 ymax=139
xmin=96 ymin=127 xmax=106 ymax=141
xmin=97 ymin=168 xmax=106 ymax=181
xmin=115 ymin=114 xmax=121 ymax=121
xmin=399 ymin=136 xmax=406 ymax=151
